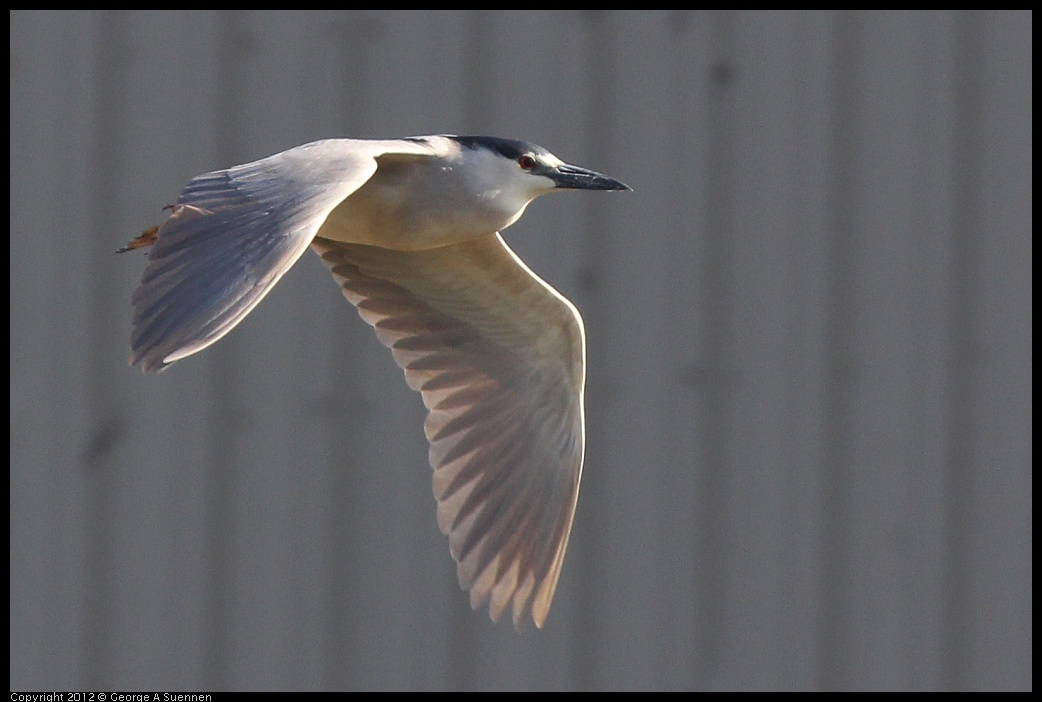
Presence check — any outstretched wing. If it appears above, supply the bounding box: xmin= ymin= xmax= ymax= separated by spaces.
xmin=312 ymin=233 xmax=586 ymax=629
xmin=129 ymin=139 xmax=431 ymax=371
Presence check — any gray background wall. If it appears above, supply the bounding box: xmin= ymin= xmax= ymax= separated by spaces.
xmin=9 ymin=10 xmax=1031 ymax=691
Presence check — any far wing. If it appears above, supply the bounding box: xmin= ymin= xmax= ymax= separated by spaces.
xmin=312 ymin=233 xmax=586 ymax=629
xmin=129 ymin=140 xmax=428 ymax=371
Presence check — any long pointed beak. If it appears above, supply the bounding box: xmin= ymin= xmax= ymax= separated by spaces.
xmin=551 ymin=164 xmax=631 ymax=191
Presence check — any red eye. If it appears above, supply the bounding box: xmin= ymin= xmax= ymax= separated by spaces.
xmin=518 ymin=155 xmax=536 ymax=170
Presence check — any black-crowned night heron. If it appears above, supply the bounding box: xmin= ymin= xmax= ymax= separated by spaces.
xmin=122 ymin=135 xmax=630 ymax=629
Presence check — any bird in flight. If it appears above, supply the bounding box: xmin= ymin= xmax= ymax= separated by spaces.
xmin=122 ymin=135 xmax=630 ymax=629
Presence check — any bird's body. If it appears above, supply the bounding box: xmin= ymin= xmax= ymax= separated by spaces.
xmin=322 ymin=137 xmax=534 ymax=248
xmin=124 ymin=135 xmax=629 ymax=629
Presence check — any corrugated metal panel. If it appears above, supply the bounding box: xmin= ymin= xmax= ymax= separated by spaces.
xmin=10 ymin=10 xmax=1031 ymax=690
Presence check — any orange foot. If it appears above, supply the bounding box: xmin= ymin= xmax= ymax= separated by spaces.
xmin=116 ymin=204 xmax=178 ymax=253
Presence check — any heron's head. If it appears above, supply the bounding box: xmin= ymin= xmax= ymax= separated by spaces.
xmin=439 ymin=135 xmax=630 ymax=225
